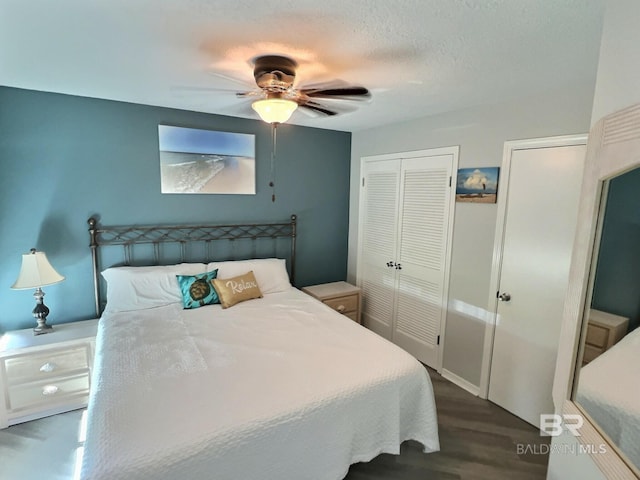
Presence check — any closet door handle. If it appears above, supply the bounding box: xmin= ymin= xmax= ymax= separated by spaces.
xmin=386 ymin=261 xmax=395 ymax=268
xmin=498 ymin=292 xmax=511 ymax=302
xmin=395 ymin=263 xmax=402 ymax=270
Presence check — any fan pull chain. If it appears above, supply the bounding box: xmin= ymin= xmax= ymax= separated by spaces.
xmin=270 ymin=122 xmax=278 ymax=202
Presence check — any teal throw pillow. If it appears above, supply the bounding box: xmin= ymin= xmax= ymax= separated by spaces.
xmin=176 ymin=270 xmax=219 ymax=309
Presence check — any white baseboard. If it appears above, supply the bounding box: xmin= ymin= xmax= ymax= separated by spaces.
xmin=441 ymin=368 xmax=480 ymax=396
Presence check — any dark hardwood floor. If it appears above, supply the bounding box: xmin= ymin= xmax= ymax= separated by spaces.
xmin=345 ymin=367 xmax=550 ymax=480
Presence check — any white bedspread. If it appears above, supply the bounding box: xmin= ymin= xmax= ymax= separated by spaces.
xmin=80 ymin=288 xmax=439 ymax=480
xmin=576 ymin=327 xmax=640 ymax=469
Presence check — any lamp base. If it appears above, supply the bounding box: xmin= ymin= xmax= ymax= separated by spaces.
xmin=33 ymin=322 xmax=53 ymax=335
xmin=32 ymin=287 xmax=53 ymax=336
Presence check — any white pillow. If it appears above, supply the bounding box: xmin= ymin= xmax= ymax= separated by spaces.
xmin=102 ymin=263 xmax=207 ymax=312
xmin=207 ymin=258 xmax=291 ymax=294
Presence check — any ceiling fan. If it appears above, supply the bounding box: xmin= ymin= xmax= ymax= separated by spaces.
xmin=201 ymin=54 xmax=371 ymax=203
xmin=233 ymin=55 xmax=371 ymax=124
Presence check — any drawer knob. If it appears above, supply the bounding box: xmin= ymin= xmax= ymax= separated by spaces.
xmin=40 ymin=362 xmax=57 ymax=373
xmin=42 ymin=385 xmax=59 ymax=396
xmin=336 ymin=305 xmax=346 ymax=313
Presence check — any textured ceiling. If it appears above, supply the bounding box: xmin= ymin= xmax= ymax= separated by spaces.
xmin=0 ymin=0 xmax=605 ymax=132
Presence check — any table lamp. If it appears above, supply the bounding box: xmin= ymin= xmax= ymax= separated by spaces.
xmin=11 ymin=248 xmax=65 ymax=335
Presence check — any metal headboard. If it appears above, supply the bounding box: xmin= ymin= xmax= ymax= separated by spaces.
xmin=88 ymin=215 xmax=297 ymax=316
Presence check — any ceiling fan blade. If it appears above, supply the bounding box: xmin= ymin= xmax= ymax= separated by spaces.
xmin=300 ymin=86 xmax=371 ymax=97
xmin=173 ymin=86 xmax=261 ymax=99
xmin=221 ymin=99 xmax=257 ymax=117
xmin=171 ymin=85 xmax=239 ymax=95
xmin=298 ymin=102 xmax=339 ymax=116
xmin=235 ymin=90 xmax=263 ymax=98
xmin=304 ymin=98 xmax=359 ymax=113
xmin=207 ymin=71 xmax=255 ymax=89
xmin=301 ymin=86 xmax=371 ymax=100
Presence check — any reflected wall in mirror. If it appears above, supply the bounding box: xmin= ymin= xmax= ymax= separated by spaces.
xmin=574 ymin=166 xmax=640 ymax=474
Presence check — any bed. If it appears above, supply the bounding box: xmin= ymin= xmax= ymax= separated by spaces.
xmin=79 ymin=216 xmax=440 ymax=480
xmin=576 ymin=325 xmax=640 ymax=469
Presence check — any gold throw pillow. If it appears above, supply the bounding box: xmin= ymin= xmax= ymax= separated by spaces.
xmin=211 ymin=270 xmax=263 ymax=308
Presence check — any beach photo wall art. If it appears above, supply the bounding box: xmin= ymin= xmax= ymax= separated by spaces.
xmin=158 ymin=125 xmax=256 ymax=194
xmin=455 ymin=167 xmax=500 ymax=203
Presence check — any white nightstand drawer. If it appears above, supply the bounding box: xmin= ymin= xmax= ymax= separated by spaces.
xmin=585 ymin=323 xmax=608 ymax=348
xmin=324 ymin=294 xmax=358 ymax=314
xmin=302 ymin=282 xmax=362 ymax=324
xmin=4 ymin=345 xmax=91 ymax=385
xmin=0 ymin=318 xmax=99 ymax=428
xmin=7 ymin=374 xmax=90 ymax=413
xmin=582 ymin=310 xmax=630 ymax=365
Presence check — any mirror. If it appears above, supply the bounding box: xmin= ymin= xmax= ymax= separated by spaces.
xmin=553 ymin=102 xmax=640 ymax=478
xmin=573 ymin=166 xmax=640 ymax=474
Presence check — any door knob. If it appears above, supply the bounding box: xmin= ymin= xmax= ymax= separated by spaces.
xmin=498 ymin=292 xmax=511 ymax=302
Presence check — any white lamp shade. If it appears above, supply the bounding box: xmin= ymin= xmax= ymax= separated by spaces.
xmin=252 ymin=98 xmax=298 ymax=124
xmin=11 ymin=250 xmax=65 ymax=289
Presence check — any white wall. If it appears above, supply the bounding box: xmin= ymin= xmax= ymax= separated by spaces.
xmin=591 ymin=0 xmax=640 ymax=123
xmin=348 ymin=83 xmax=594 ymax=388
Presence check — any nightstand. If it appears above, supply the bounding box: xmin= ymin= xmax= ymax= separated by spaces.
xmin=583 ymin=309 xmax=629 ymax=365
xmin=302 ymin=281 xmax=361 ymax=324
xmin=0 ymin=318 xmax=99 ymax=428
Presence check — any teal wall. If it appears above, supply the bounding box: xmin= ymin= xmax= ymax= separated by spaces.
xmin=0 ymin=87 xmax=351 ymax=332
xmin=591 ymin=167 xmax=640 ymax=331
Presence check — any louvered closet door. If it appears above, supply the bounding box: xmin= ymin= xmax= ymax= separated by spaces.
xmin=359 ymin=159 xmax=401 ymax=339
xmin=392 ymin=155 xmax=453 ymax=367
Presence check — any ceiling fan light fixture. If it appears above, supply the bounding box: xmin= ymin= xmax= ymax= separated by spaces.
xmin=251 ymin=98 xmax=298 ymax=124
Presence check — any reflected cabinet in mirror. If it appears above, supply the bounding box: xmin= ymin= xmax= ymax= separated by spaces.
xmin=554 ymin=102 xmax=640 ymax=479
xmin=574 ymin=166 xmax=640 ymax=473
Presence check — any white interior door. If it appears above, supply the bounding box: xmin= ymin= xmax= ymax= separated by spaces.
xmin=488 ymin=139 xmax=586 ymax=428
xmin=392 ymin=155 xmax=454 ymax=367
xmin=358 ymin=148 xmax=458 ymax=370
xmin=359 ymin=158 xmax=401 ymax=340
